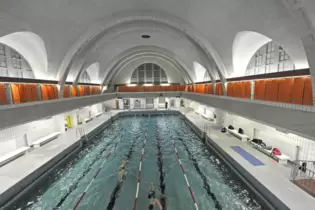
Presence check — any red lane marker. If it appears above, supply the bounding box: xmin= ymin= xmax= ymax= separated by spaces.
xmin=72 ymin=142 xmax=118 ymax=210
xmin=169 ymin=135 xmax=199 ymax=210
xmin=73 ymin=192 xmax=86 ymax=210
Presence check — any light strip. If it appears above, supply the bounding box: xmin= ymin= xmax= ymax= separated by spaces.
xmin=127 ymin=84 xmax=137 ymax=87
xmin=161 ymin=83 xmax=170 ymax=86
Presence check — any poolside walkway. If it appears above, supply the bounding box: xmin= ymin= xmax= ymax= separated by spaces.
xmin=180 ymin=108 xmax=315 ymax=210
xmin=0 ymin=110 xmax=121 ymax=207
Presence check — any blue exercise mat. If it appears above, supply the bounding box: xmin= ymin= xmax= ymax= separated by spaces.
xmin=231 ymin=146 xmax=264 ymax=166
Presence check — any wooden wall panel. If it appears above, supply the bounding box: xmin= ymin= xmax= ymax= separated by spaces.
xmin=227 ymin=82 xmax=234 ymax=97
xmin=11 ymin=84 xmax=21 ymax=104
xmin=254 ymin=80 xmax=266 ymax=100
xmin=243 ymin=81 xmax=251 ymax=99
xmin=303 ymin=76 xmax=313 ymax=105
xmin=71 ymin=85 xmax=77 ymax=97
xmin=264 ymin=79 xmax=278 ymax=102
xmin=63 ymin=85 xmax=69 ymax=98
xmin=215 ymin=83 xmax=223 ymax=96
xmin=0 ymin=83 xmax=7 ymax=105
xmin=292 ymin=77 xmax=305 ymax=105
xmin=277 ymin=78 xmax=294 ymax=103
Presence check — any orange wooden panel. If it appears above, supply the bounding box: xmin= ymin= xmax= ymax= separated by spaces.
xmin=233 ymin=82 xmax=241 ymax=98
xmin=11 ymin=84 xmax=21 ymax=104
xmin=206 ymin=83 xmax=213 ymax=94
xmin=25 ymin=84 xmax=33 ymax=102
xmin=303 ymin=76 xmax=313 ymax=105
xmin=17 ymin=84 xmax=26 ymax=103
xmin=277 ymin=78 xmax=294 ymax=103
xmin=40 ymin=85 xmax=49 ymax=100
xmin=79 ymin=86 xmax=84 ymax=96
xmin=264 ymin=79 xmax=279 ymax=102
xmin=242 ymin=81 xmax=251 ymax=99
xmin=227 ymin=82 xmax=234 ymax=97
xmin=63 ymin=85 xmax=69 ymax=98
xmin=215 ymin=83 xmax=223 ymax=96
xmin=0 ymin=83 xmax=7 ymax=105
xmin=254 ymin=80 xmax=266 ymax=100
xmin=292 ymin=77 xmax=305 ymax=105
xmin=71 ymin=85 xmax=77 ymax=97
xmin=47 ymin=85 xmax=54 ymax=100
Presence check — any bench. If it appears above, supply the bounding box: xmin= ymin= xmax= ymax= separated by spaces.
xmin=31 ymin=132 xmax=61 ymax=148
xmin=227 ymin=128 xmax=249 ymax=142
xmin=201 ymin=113 xmax=214 ymax=121
xmin=250 ymin=141 xmax=290 ymax=164
xmin=0 ymin=147 xmax=30 ymax=167
xmin=94 ymin=112 xmax=102 ymax=118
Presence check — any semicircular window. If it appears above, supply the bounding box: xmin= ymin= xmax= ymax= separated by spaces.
xmin=245 ymin=41 xmax=295 ymax=76
xmin=130 ymin=63 xmax=168 ymax=85
xmin=0 ymin=43 xmax=34 ymax=79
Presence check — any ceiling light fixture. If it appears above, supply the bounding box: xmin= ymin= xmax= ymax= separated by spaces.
xmin=141 ymin=35 xmax=151 ymax=39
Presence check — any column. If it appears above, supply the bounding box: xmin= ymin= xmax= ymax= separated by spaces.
xmin=302 ymin=34 xmax=315 ymax=105
xmin=215 ymin=108 xmax=225 ymax=125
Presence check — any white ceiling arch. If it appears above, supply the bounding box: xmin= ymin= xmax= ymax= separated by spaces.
xmin=67 ymin=26 xmax=205 ymax=84
xmin=57 ymin=12 xmax=227 ymax=86
xmin=0 ymin=31 xmax=50 ymax=79
xmin=100 ymin=45 xmax=194 ymax=85
xmin=103 ymin=52 xmax=192 ymax=85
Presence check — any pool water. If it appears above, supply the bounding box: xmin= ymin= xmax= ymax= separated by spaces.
xmin=11 ymin=115 xmax=263 ymax=210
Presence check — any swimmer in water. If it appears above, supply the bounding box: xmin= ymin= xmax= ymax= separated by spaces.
xmin=119 ymin=160 xmax=128 ymax=182
xmin=148 ymin=182 xmax=162 ymax=210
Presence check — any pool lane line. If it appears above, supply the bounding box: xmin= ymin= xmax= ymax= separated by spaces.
xmin=132 ymin=134 xmax=147 ymax=210
xmin=174 ymin=121 xmax=223 ymax=209
xmin=53 ymin=135 xmax=119 ymax=210
xmin=72 ymin=141 xmax=119 ymax=210
xmin=175 ymin=133 xmax=223 ymax=210
xmin=155 ymin=124 xmax=167 ymax=209
xmin=163 ymin=120 xmax=199 ymax=210
xmin=106 ymin=131 xmax=144 ymax=210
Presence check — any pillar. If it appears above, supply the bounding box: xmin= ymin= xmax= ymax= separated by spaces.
xmin=302 ymin=34 xmax=315 ymax=105
xmin=215 ymin=108 xmax=225 ymax=125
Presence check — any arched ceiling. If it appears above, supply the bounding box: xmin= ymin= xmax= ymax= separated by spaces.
xmin=0 ymin=0 xmax=314 ymax=84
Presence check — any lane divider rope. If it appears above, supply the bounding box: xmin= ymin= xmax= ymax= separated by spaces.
xmin=132 ymin=121 xmax=149 ymax=210
xmin=165 ymin=120 xmax=199 ymax=210
xmin=73 ymin=141 xmax=119 ymax=210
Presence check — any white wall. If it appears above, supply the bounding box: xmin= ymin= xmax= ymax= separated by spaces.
xmin=0 ymin=116 xmax=62 ymax=156
xmin=102 ymin=99 xmax=116 ymax=110
xmin=90 ymin=103 xmax=102 ymax=114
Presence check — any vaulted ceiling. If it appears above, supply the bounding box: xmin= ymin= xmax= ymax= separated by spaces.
xmin=0 ymin=0 xmax=314 ymax=84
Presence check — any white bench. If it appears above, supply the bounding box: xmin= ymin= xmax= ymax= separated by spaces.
xmin=250 ymin=141 xmax=290 ymax=164
xmin=201 ymin=113 xmax=214 ymax=121
xmin=0 ymin=147 xmax=30 ymax=167
xmin=227 ymin=128 xmax=249 ymax=142
xmin=31 ymin=132 xmax=61 ymax=148
xmin=94 ymin=112 xmax=102 ymax=118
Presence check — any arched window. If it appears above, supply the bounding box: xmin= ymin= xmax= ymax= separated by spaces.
xmin=0 ymin=43 xmax=34 ymax=79
xmin=245 ymin=41 xmax=295 ymax=76
xmin=79 ymin=70 xmax=91 ymax=83
xmin=130 ymin=63 xmax=168 ymax=85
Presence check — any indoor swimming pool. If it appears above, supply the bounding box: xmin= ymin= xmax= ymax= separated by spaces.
xmin=10 ymin=115 xmax=264 ymax=210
